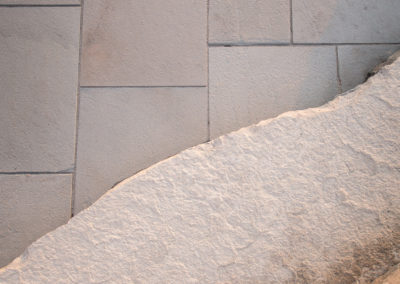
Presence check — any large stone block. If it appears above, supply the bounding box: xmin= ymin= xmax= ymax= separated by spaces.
xmin=74 ymin=87 xmax=208 ymax=213
xmin=0 ymin=0 xmax=79 ymax=4
xmin=0 ymin=174 xmax=72 ymax=268
xmin=209 ymin=0 xmax=290 ymax=44
xmin=338 ymin=45 xmax=400 ymax=91
xmin=1 ymin=54 xmax=399 ymax=283
xmin=81 ymin=0 xmax=207 ymax=86
xmin=293 ymin=0 xmax=400 ymax=43
xmin=209 ymin=46 xmax=338 ymax=138
xmin=0 ymin=7 xmax=80 ymax=172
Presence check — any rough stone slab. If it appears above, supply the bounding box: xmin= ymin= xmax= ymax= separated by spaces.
xmin=74 ymin=87 xmax=208 ymax=214
xmin=339 ymin=45 xmax=400 ymax=91
xmin=0 ymin=174 xmax=72 ymax=268
xmin=293 ymin=0 xmax=400 ymax=43
xmin=209 ymin=46 xmax=338 ymax=139
xmin=0 ymin=7 xmax=80 ymax=172
xmin=81 ymin=0 xmax=207 ymax=86
xmin=373 ymin=264 xmax=400 ymax=284
xmin=1 ymin=53 xmax=399 ymax=283
xmin=0 ymin=0 xmax=79 ymax=4
xmin=209 ymin=0 xmax=290 ymax=44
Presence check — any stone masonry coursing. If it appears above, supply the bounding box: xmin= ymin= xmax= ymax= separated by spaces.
xmin=0 ymin=48 xmax=399 ymax=284
xmin=0 ymin=0 xmax=400 ymax=267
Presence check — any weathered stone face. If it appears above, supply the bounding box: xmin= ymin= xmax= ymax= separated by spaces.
xmin=1 ymin=56 xmax=399 ymax=283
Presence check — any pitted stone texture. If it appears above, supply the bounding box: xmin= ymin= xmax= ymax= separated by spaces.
xmin=209 ymin=0 xmax=290 ymax=44
xmin=209 ymin=46 xmax=338 ymax=139
xmin=293 ymin=0 xmax=400 ymax=43
xmin=1 ymin=57 xmax=400 ymax=283
xmin=338 ymin=45 xmax=400 ymax=91
xmin=0 ymin=7 xmax=80 ymax=172
xmin=0 ymin=174 xmax=72 ymax=268
xmin=0 ymin=0 xmax=79 ymax=4
xmin=81 ymin=0 xmax=207 ymax=86
xmin=74 ymin=87 xmax=208 ymax=214
xmin=373 ymin=265 xmax=400 ymax=284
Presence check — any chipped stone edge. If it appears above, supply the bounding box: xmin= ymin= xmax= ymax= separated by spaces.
xmin=1 ymin=51 xmax=399 ymax=273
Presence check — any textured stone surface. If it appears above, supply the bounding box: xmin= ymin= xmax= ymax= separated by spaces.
xmin=209 ymin=0 xmax=290 ymax=44
xmin=0 ymin=0 xmax=79 ymax=4
xmin=81 ymin=0 xmax=207 ymax=86
xmin=0 ymin=7 xmax=80 ymax=172
xmin=293 ymin=0 xmax=400 ymax=43
xmin=74 ymin=87 xmax=208 ymax=214
xmin=339 ymin=45 xmax=400 ymax=91
xmin=0 ymin=174 xmax=72 ymax=268
xmin=373 ymin=264 xmax=400 ymax=284
xmin=209 ymin=46 xmax=338 ymax=138
xmin=1 ymin=55 xmax=399 ymax=283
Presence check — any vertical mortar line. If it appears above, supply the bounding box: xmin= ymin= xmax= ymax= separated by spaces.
xmin=207 ymin=0 xmax=210 ymax=141
xmin=71 ymin=0 xmax=85 ymax=218
xmin=335 ymin=45 xmax=343 ymax=94
xmin=290 ymin=0 xmax=293 ymax=44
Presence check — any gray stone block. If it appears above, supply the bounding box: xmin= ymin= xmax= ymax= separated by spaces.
xmin=0 ymin=0 xmax=79 ymax=4
xmin=0 ymin=174 xmax=72 ymax=267
xmin=339 ymin=45 xmax=400 ymax=91
xmin=81 ymin=0 xmax=207 ymax=86
xmin=209 ymin=46 xmax=338 ymax=138
xmin=0 ymin=7 xmax=80 ymax=172
xmin=293 ymin=0 xmax=400 ymax=43
xmin=74 ymin=87 xmax=208 ymax=213
xmin=209 ymin=0 xmax=290 ymax=44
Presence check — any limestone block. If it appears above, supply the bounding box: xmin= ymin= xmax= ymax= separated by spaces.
xmin=339 ymin=45 xmax=400 ymax=91
xmin=81 ymin=0 xmax=207 ymax=86
xmin=1 ymin=53 xmax=399 ymax=283
xmin=293 ymin=0 xmax=400 ymax=43
xmin=0 ymin=7 xmax=80 ymax=172
xmin=74 ymin=87 xmax=208 ymax=214
xmin=0 ymin=174 xmax=72 ymax=268
xmin=0 ymin=0 xmax=79 ymax=4
xmin=209 ymin=0 xmax=290 ymax=44
xmin=209 ymin=46 xmax=338 ymax=139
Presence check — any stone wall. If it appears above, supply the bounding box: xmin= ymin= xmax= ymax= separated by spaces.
xmin=0 ymin=0 xmax=399 ymax=267
xmin=1 ymin=51 xmax=399 ymax=283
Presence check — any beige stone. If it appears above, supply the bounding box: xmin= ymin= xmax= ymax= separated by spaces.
xmin=293 ymin=0 xmax=400 ymax=43
xmin=209 ymin=0 xmax=290 ymax=44
xmin=1 ymin=54 xmax=399 ymax=283
xmin=209 ymin=46 xmax=338 ymax=138
xmin=339 ymin=45 xmax=400 ymax=91
xmin=0 ymin=0 xmax=79 ymax=4
xmin=81 ymin=0 xmax=207 ymax=86
xmin=0 ymin=174 xmax=72 ymax=268
xmin=74 ymin=87 xmax=208 ymax=213
xmin=372 ymin=265 xmax=400 ymax=284
xmin=0 ymin=7 xmax=80 ymax=172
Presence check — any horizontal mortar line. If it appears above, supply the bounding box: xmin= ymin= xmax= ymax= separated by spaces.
xmin=209 ymin=42 xmax=400 ymax=47
xmin=0 ymin=171 xmax=74 ymax=175
xmin=80 ymin=85 xmax=207 ymax=89
xmin=0 ymin=4 xmax=80 ymax=7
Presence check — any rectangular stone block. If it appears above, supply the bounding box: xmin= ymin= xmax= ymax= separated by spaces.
xmin=0 ymin=0 xmax=79 ymax=4
xmin=74 ymin=87 xmax=208 ymax=213
xmin=209 ymin=0 xmax=290 ymax=44
xmin=339 ymin=45 xmax=400 ymax=91
xmin=81 ymin=0 xmax=207 ymax=86
xmin=0 ymin=7 xmax=80 ymax=172
xmin=293 ymin=0 xmax=400 ymax=43
xmin=209 ymin=46 xmax=338 ymax=138
xmin=0 ymin=174 xmax=72 ymax=267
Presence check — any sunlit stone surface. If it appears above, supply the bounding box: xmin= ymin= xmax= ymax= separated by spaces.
xmin=372 ymin=264 xmax=400 ymax=284
xmin=1 ymin=56 xmax=399 ymax=283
